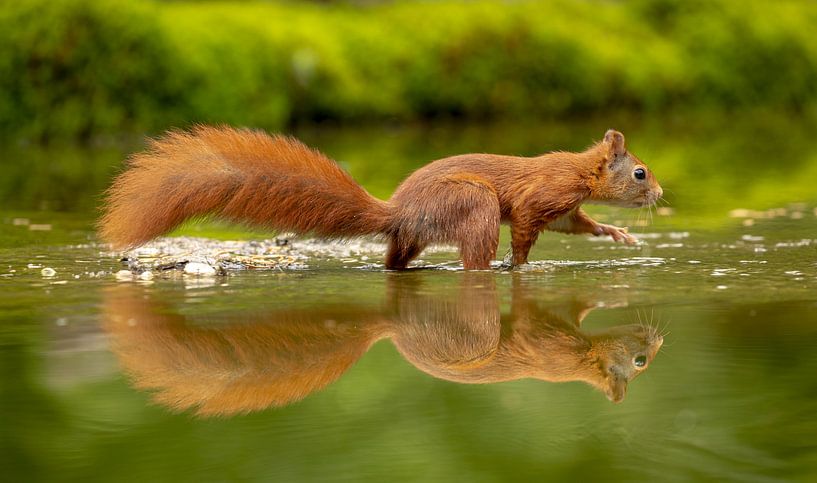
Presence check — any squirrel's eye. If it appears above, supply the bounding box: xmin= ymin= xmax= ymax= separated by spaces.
xmin=634 ymin=355 xmax=647 ymax=368
xmin=634 ymin=168 xmax=646 ymax=180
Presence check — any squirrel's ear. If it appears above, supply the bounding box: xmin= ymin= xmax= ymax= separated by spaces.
xmin=603 ymin=129 xmax=626 ymax=157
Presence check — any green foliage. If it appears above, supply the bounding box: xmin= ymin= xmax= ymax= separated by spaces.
xmin=1 ymin=0 xmax=817 ymax=141
xmin=0 ymin=0 xmax=190 ymax=141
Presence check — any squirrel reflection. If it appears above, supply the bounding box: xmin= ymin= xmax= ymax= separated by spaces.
xmin=103 ymin=275 xmax=662 ymax=416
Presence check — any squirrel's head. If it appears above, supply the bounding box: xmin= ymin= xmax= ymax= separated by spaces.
xmin=588 ymin=129 xmax=662 ymax=208
xmin=587 ymin=323 xmax=664 ymax=403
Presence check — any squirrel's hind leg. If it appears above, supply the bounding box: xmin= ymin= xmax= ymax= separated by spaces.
xmin=385 ymin=239 xmax=428 ymax=270
xmin=389 ymin=175 xmax=501 ymax=270
xmin=444 ymin=178 xmax=501 ymax=270
xmin=460 ymin=227 xmax=499 ymax=271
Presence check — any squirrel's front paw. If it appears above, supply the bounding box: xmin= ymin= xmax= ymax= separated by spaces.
xmin=596 ymin=224 xmax=637 ymax=245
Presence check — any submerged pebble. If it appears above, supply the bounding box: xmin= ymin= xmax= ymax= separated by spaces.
xmin=41 ymin=267 xmax=56 ymax=277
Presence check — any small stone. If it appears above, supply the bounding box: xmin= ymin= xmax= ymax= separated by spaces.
xmin=41 ymin=267 xmax=56 ymax=277
xmin=184 ymin=262 xmax=217 ymax=276
xmin=138 ymin=271 xmax=154 ymax=281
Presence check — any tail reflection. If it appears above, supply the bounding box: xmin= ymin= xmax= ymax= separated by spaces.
xmin=103 ymin=274 xmax=662 ymax=415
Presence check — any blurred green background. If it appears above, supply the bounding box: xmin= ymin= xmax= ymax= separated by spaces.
xmin=1 ymin=0 xmax=816 ymax=142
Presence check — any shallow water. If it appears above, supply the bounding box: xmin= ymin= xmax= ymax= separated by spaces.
xmin=2 ymin=115 xmax=817 ymax=481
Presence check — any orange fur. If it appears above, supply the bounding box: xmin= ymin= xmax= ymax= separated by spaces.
xmin=100 ymin=126 xmax=391 ymax=247
xmin=100 ymin=126 xmax=662 ymax=269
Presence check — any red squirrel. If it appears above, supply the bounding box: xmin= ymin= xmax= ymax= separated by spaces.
xmin=101 ymin=126 xmax=662 ymax=269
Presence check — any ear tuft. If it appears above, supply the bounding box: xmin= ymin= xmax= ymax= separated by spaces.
xmin=603 ymin=129 xmax=626 ymax=157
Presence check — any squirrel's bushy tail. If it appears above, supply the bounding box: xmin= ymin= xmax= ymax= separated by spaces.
xmin=100 ymin=126 xmax=392 ymax=248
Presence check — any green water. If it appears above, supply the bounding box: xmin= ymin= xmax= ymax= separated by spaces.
xmin=2 ymin=114 xmax=817 ymax=481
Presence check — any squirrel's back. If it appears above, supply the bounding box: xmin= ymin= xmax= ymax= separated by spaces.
xmin=100 ymin=126 xmax=392 ymax=248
